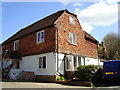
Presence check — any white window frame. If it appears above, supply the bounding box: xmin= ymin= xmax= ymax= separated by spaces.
xmin=66 ymin=55 xmax=74 ymax=71
xmin=69 ymin=33 xmax=76 ymax=45
xmin=39 ymin=56 xmax=46 ymax=69
xmin=69 ymin=16 xmax=75 ymax=24
xmin=13 ymin=40 xmax=19 ymax=51
xmin=78 ymin=57 xmax=82 ymax=66
xmin=36 ymin=30 xmax=44 ymax=44
xmin=73 ymin=56 xmax=78 ymax=68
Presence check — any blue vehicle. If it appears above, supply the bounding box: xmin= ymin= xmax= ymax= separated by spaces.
xmin=91 ymin=60 xmax=120 ymax=86
xmin=103 ymin=60 xmax=120 ymax=83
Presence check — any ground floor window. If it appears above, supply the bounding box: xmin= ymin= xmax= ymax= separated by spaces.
xmin=78 ymin=57 xmax=81 ymax=66
xmin=74 ymin=56 xmax=77 ymax=68
xmin=39 ymin=56 xmax=46 ymax=68
xmin=66 ymin=57 xmax=72 ymax=70
xmin=16 ymin=61 xmax=20 ymax=69
xmin=12 ymin=60 xmax=20 ymax=69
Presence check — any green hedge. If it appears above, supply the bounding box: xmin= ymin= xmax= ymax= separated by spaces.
xmin=73 ymin=65 xmax=101 ymax=81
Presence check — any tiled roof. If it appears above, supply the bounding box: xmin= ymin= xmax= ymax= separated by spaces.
xmin=3 ymin=10 xmax=65 ymax=45
xmin=83 ymin=31 xmax=98 ymax=43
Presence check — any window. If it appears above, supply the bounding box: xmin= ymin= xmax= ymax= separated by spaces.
xmin=70 ymin=33 xmax=76 ymax=45
xmin=78 ymin=57 xmax=81 ymax=66
xmin=37 ymin=31 xmax=44 ymax=44
xmin=12 ymin=60 xmax=20 ymax=69
xmin=14 ymin=40 xmax=19 ymax=50
xmin=66 ymin=57 xmax=72 ymax=70
xmin=69 ymin=16 xmax=75 ymax=24
xmin=39 ymin=56 xmax=46 ymax=68
xmin=16 ymin=61 xmax=20 ymax=69
xmin=74 ymin=56 xmax=77 ymax=68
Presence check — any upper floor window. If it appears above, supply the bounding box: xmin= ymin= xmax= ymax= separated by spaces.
xmin=37 ymin=31 xmax=44 ymax=44
xmin=14 ymin=40 xmax=19 ymax=50
xmin=69 ymin=16 xmax=75 ymax=24
xmin=69 ymin=33 xmax=76 ymax=45
xmin=39 ymin=56 xmax=46 ymax=68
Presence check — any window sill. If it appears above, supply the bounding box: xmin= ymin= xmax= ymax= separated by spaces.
xmin=13 ymin=49 xmax=19 ymax=51
xmin=38 ymin=68 xmax=46 ymax=69
xmin=69 ymin=42 xmax=77 ymax=46
xmin=66 ymin=69 xmax=74 ymax=71
xmin=36 ymin=42 xmax=44 ymax=45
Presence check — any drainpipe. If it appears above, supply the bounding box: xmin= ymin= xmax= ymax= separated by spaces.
xmin=63 ymin=54 xmax=66 ymax=78
xmin=54 ymin=26 xmax=59 ymax=73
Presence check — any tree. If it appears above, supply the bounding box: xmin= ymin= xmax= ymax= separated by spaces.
xmin=98 ymin=44 xmax=104 ymax=59
xmin=103 ymin=33 xmax=120 ymax=60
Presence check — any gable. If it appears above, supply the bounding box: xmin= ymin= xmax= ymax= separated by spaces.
xmin=2 ymin=10 xmax=64 ymax=45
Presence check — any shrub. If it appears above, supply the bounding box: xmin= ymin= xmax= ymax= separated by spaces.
xmin=73 ymin=65 xmax=101 ymax=81
xmin=57 ymin=76 xmax=66 ymax=81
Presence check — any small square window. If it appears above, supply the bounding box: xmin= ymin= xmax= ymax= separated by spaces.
xmin=39 ymin=56 xmax=46 ymax=68
xmin=14 ymin=40 xmax=19 ymax=50
xmin=69 ymin=16 xmax=75 ymax=24
xmin=37 ymin=31 xmax=44 ymax=44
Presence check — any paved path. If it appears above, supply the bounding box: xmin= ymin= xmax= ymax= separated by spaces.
xmin=2 ymin=82 xmax=88 ymax=88
xmin=2 ymin=81 xmax=120 ymax=89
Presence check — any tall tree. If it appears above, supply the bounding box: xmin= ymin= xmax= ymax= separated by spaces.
xmin=103 ymin=33 xmax=120 ymax=60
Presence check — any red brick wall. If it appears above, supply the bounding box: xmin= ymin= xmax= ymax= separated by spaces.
xmin=3 ymin=11 xmax=98 ymax=58
xmin=55 ymin=12 xmax=98 ymax=58
xmin=4 ymin=26 xmax=56 ymax=57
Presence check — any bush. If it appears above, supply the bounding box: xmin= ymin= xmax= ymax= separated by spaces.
xmin=57 ymin=76 xmax=66 ymax=81
xmin=91 ymin=68 xmax=104 ymax=87
xmin=73 ymin=65 xmax=101 ymax=81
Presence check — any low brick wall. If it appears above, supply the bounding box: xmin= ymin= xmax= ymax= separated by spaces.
xmin=36 ymin=75 xmax=56 ymax=81
xmin=65 ymin=71 xmax=73 ymax=80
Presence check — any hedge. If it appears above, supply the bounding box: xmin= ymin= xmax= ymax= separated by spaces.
xmin=73 ymin=65 xmax=101 ymax=81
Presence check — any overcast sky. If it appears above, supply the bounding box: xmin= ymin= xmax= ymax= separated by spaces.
xmin=1 ymin=0 xmax=119 ymax=43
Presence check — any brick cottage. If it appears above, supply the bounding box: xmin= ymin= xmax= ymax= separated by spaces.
xmin=1 ymin=10 xmax=100 ymax=81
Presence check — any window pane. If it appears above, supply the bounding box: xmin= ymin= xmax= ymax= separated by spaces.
xmin=38 ymin=33 xmax=41 ymax=42
xmin=16 ymin=61 xmax=20 ymax=69
xmin=70 ymin=16 xmax=74 ymax=24
xmin=14 ymin=40 xmax=19 ymax=50
xmin=78 ymin=57 xmax=81 ymax=66
xmin=74 ymin=57 xmax=77 ymax=68
xmin=37 ymin=31 xmax=44 ymax=43
xmin=39 ymin=57 xmax=42 ymax=68
xmin=16 ymin=41 xmax=19 ymax=50
xmin=43 ymin=57 xmax=46 ymax=68
xmin=73 ymin=34 xmax=76 ymax=44
xmin=70 ymin=33 xmax=73 ymax=44
xmin=66 ymin=57 xmax=72 ymax=69
xmin=41 ymin=32 xmax=44 ymax=42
